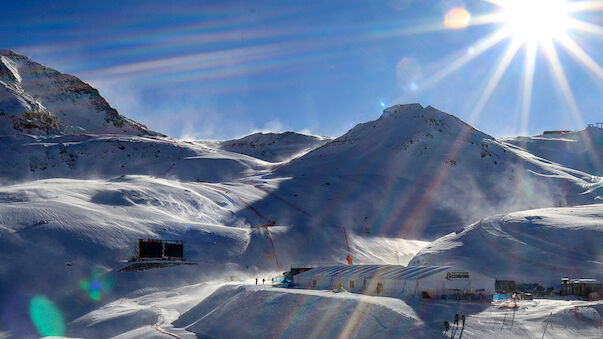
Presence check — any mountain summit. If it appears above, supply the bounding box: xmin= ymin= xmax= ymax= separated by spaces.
xmin=0 ymin=50 xmax=161 ymax=136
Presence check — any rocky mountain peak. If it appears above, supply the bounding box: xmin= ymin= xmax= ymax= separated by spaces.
xmin=0 ymin=50 xmax=163 ymax=137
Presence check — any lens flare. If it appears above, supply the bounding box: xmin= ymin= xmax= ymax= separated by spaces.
xmin=29 ymin=296 xmax=65 ymax=337
xmin=79 ymin=267 xmax=114 ymax=302
xmin=444 ymin=8 xmax=471 ymax=29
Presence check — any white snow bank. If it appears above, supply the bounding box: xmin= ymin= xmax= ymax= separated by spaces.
xmin=173 ymin=284 xmax=422 ymax=338
xmin=165 ymin=283 xmax=603 ymax=339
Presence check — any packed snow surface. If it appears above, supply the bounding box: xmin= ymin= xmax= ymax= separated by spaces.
xmin=69 ymin=282 xmax=603 ymax=339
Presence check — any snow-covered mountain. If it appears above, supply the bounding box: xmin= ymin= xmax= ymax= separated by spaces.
xmin=503 ymin=127 xmax=603 ymax=176
xmin=0 ymin=54 xmax=602 ymax=338
xmin=0 ymin=50 xmax=159 ymax=136
xmin=216 ymin=131 xmax=330 ymax=162
xmin=243 ymin=104 xmax=602 ymax=247
xmin=0 ymin=134 xmax=269 ymax=184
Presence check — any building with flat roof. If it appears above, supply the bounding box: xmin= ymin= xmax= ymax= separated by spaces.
xmin=561 ymin=278 xmax=602 ymax=297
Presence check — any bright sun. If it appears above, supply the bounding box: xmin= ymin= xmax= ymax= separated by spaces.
xmin=431 ymin=0 xmax=603 ymax=132
xmin=500 ymin=0 xmax=570 ymax=43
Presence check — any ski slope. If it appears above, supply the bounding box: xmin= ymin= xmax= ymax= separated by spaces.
xmin=409 ymin=204 xmax=603 ymax=286
xmin=69 ymin=282 xmax=603 ymax=339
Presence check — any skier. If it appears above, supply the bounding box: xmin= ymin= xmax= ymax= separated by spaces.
xmin=444 ymin=321 xmax=450 ymax=333
xmin=462 ymin=314 xmax=466 ymax=327
xmin=263 ymin=278 xmax=265 ymax=285
xmin=255 ymin=278 xmax=258 ymax=285
xmin=454 ymin=313 xmax=459 ymax=326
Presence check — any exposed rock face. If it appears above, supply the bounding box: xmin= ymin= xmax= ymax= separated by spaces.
xmin=0 ymin=50 xmax=163 ymax=136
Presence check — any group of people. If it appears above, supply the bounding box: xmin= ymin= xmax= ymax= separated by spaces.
xmin=255 ymin=277 xmax=275 ymax=285
xmin=443 ymin=313 xmax=466 ymax=333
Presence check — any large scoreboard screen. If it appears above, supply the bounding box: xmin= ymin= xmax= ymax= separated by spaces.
xmin=164 ymin=242 xmax=184 ymax=258
xmin=138 ymin=239 xmax=162 ymax=258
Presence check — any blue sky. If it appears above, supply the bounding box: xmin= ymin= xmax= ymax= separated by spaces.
xmin=3 ymin=0 xmax=603 ymax=139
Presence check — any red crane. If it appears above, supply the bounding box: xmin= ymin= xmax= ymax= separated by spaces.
xmin=342 ymin=227 xmax=353 ymax=265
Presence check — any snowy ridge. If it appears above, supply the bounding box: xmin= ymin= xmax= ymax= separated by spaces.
xmin=503 ymin=126 xmax=603 ymax=175
xmin=0 ymin=50 xmax=161 ymax=136
xmin=216 ymin=131 xmax=330 ymax=162
xmin=245 ymin=104 xmax=602 ymax=245
xmin=0 ymin=134 xmax=269 ymax=184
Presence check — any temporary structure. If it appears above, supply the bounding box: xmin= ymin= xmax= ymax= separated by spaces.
xmin=293 ymin=265 xmax=494 ymax=299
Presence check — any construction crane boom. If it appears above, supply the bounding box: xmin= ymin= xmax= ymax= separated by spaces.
xmin=342 ymin=227 xmax=353 ymax=265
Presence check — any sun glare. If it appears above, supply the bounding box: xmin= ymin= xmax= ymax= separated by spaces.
xmin=501 ymin=0 xmax=570 ymax=42
xmin=422 ymin=0 xmax=603 ymax=131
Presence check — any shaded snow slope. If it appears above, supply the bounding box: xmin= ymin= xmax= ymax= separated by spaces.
xmin=503 ymin=127 xmax=603 ymax=176
xmin=409 ymin=204 xmax=603 ymax=286
xmin=242 ymin=104 xmax=602 ymax=244
xmin=0 ymin=50 xmax=160 ymax=136
xmin=216 ymin=131 xmax=330 ymax=162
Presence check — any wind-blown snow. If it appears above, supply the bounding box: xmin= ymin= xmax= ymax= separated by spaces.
xmin=503 ymin=127 xmax=603 ymax=176
xmin=245 ymin=104 xmax=602 ymax=244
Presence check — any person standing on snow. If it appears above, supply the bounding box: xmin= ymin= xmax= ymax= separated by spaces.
xmin=263 ymin=278 xmax=265 ymax=285
xmin=454 ymin=313 xmax=459 ymax=326
xmin=444 ymin=321 xmax=450 ymax=333
xmin=462 ymin=314 xmax=466 ymax=327
xmin=255 ymin=278 xmax=258 ymax=285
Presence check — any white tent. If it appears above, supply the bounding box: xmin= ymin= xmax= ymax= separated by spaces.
xmin=293 ymin=265 xmax=494 ymax=300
